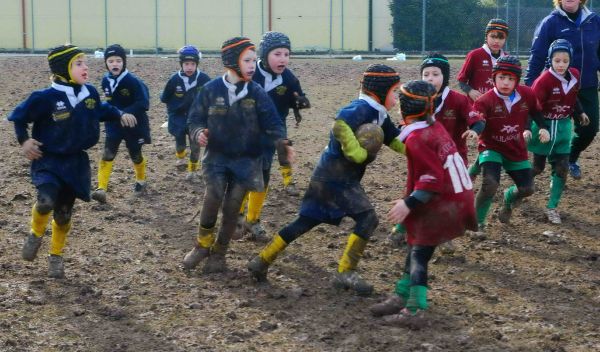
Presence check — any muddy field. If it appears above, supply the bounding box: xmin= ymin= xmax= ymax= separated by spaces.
xmin=0 ymin=55 xmax=599 ymax=352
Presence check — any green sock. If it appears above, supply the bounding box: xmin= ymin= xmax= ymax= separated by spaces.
xmin=394 ymin=273 xmax=410 ymax=300
xmin=476 ymin=195 xmax=493 ymax=225
xmin=394 ymin=223 xmax=406 ymax=234
xmin=548 ymin=174 xmax=565 ymax=209
xmin=503 ymin=185 xmax=517 ymax=208
xmin=406 ymin=285 xmax=428 ymax=314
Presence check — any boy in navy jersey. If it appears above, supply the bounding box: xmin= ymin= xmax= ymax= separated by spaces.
xmin=91 ymin=44 xmax=151 ymax=203
xmin=161 ymin=45 xmax=210 ymax=181
xmin=9 ymin=45 xmax=136 ymax=278
xmin=237 ymin=31 xmax=310 ymax=242
xmin=182 ymin=37 xmax=293 ymax=274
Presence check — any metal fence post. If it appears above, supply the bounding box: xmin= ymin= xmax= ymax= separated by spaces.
xmin=421 ymin=0 xmax=426 ymax=54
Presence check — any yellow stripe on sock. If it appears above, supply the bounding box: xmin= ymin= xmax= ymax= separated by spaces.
xmin=239 ymin=192 xmax=249 ymax=214
xmin=133 ymin=157 xmax=147 ymax=182
xmin=187 ymin=161 xmax=200 ymax=172
xmin=97 ymin=159 xmax=114 ymax=190
xmin=259 ymin=234 xmax=287 ymax=264
xmin=279 ymin=166 xmax=293 ymax=186
xmin=197 ymin=226 xmax=215 ymax=249
xmin=30 ymin=203 xmax=51 ymax=237
xmin=176 ymin=150 xmax=187 ymax=159
xmin=246 ymin=189 xmax=268 ymax=223
xmin=49 ymin=220 xmax=71 ymax=256
xmin=338 ymin=233 xmax=367 ymax=273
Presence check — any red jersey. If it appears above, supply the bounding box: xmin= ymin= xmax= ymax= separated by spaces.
xmin=399 ymin=121 xmax=477 ymax=246
xmin=457 ymin=45 xmax=507 ymax=102
xmin=471 ymin=86 xmax=542 ymax=161
xmin=531 ymin=68 xmax=580 ymax=120
xmin=433 ymin=87 xmax=472 ymax=164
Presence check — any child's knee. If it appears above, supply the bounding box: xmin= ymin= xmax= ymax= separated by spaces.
xmin=36 ymin=194 xmax=55 ymax=214
xmin=53 ymin=207 xmax=72 ymax=225
xmin=480 ymin=174 xmax=499 ymax=198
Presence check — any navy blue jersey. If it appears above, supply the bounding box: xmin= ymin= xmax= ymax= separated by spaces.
xmin=253 ymin=61 xmax=305 ymax=122
xmin=187 ymin=75 xmax=286 ymax=161
xmin=9 ymin=82 xmax=122 ymax=200
xmin=101 ymin=69 xmax=151 ymax=144
xmin=312 ymin=98 xmax=400 ymax=183
xmin=161 ymin=70 xmax=210 ymax=136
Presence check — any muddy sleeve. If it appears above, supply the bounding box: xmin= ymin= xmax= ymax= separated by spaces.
xmin=187 ymin=88 xmax=209 ymax=143
xmin=332 ymin=119 xmax=367 ymax=164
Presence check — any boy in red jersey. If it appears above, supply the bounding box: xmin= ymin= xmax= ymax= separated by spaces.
xmin=457 ymin=19 xmax=509 ymax=103
xmin=469 ymin=56 xmax=550 ymax=230
xmin=372 ymin=80 xmax=477 ymax=326
xmin=529 ymin=39 xmax=589 ymax=224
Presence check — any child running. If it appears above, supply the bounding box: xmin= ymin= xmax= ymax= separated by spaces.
xmin=237 ymin=31 xmax=310 ymax=242
xmin=91 ymin=44 xmax=151 ymax=203
xmin=161 ymin=45 xmax=211 ymax=181
xmin=247 ymin=64 xmax=406 ymax=296
xmin=528 ymin=39 xmax=589 ymax=224
xmin=8 ymin=45 xmax=136 ymax=278
xmin=469 ymin=56 xmax=550 ymax=230
xmin=371 ymin=80 xmax=477 ymax=326
xmin=182 ymin=37 xmax=293 ymax=273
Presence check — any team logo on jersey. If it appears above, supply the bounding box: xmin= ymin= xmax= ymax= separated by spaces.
xmin=482 ymin=60 xmax=490 ymax=66
xmin=485 ymin=77 xmax=494 ymax=86
xmin=275 ymin=85 xmax=288 ymax=96
xmin=552 ymin=105 xmax=568 ymax=114
xmin=494 ymin=105 xmax=504 ymax=114
xmin=241 ymin=99 xmax=256 ymax=109
xmin=500 ymin=124 xmax=519 ymax=134
xmin=52 ymin=100 xmax=70 ymax=121
xmin=175 ymin=85 xmax=184 ymax=98
xmin=103 ymin=87 xmax=111 ymax=98
xmin=216 ymin=97 xmax=226 ymax=106
xmin=119 ymin=88 xmax=130 ymax=97
xmin=552 ymin=87 xmax=561 ymax=95
xmin=85 ymin=98 xmax=97 ymax=109
xmin=520 ymin=102 xmax=529 ymax=111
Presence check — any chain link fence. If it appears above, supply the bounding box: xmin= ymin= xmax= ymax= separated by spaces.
xmin=392 ymin=0 xmax=596 ymax=57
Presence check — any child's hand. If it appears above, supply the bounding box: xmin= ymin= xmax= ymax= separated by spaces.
xmin=461 ymin=129 xmax=478 ymax=140
xmin=468 ymin=90 xmax=482 ymax=101
xmin=22 ymin=138 xmax=43 ymax=160
xmin=579 ymin=113 xmax=590 ymax=126
xmin=538 ymin=128 xmax=550 ymax=143
xmin=523 ymin=130 xmax=532 ymax=142
xmin=198 ymin=129 xmax=209 ymax=146
xmin=388 ymin=198 xmax=410 ymax=224
xmin=294 ymin=92 xmax=311 ymax=109
xmin=120 ymin=113 xmax=137 ymax=128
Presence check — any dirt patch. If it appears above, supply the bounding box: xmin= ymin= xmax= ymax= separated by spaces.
xmin=0 ymin=56 xmax=599 ymax=351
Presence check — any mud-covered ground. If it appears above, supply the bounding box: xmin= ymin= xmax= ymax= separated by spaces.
xmin=0 ymin=56 xmax=599 ymax=352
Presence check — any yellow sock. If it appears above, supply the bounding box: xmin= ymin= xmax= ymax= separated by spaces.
xmin=176 ymin=150 xmax=187 ymax=159
xmin=279 ymin=165 xmax=293 ymax=187
xmin=49 ymin=220 xmax=71 ymax=256
xmin=97 ymin=159 xmax=114 ymax=190
xmin=258 ymin=234 xmax=288 ymax=264
xmin=197 ymin=226 xmax=216 ymax=249
xmin=239 ymin=192 xmax=249 ymax=215
xmin=30 ymin=203 xmax=51 ymax=237
xmin=187 ymin=160 xmax=200 ymax=172
xmin=246 ymin=188 xmax=268 ymax=223
xmin=133 ymin=157 xmax=146 ymax=182
xmin=338 ymin=233 xmax=367 ymax=273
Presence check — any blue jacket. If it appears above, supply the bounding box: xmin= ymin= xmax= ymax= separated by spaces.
xmin=9 ymin=82 xmax=122 ymax=200
xmin=525 ymin=6 xmax=600 ymax=89
xmin=187 ymin=76 xmax=285 ymax=160
xmin=101 ymin=69 xmax=152 ymax=143
xmin=161 ymin=70 xmax=210 ymax=136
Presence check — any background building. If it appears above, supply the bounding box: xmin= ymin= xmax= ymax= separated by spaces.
xmin=0 ymin=0 xmax=394 ymax=52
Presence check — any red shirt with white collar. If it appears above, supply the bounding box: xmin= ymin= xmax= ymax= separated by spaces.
xmin=433 ymin=87 xmax=472 ymax=164
xmin=471 ymin=85 xmax=542 ymax=161
xmin=457 ymin=45 xmax=507 ymax=101
xmin=531 ymin=67 xmax=580 ymax=120
xmin=400 ymin=121 xmax=477 ymax=245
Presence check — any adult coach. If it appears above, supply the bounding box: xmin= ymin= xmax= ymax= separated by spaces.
xmin=525 ymin=0 xmax=600 ymax=179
